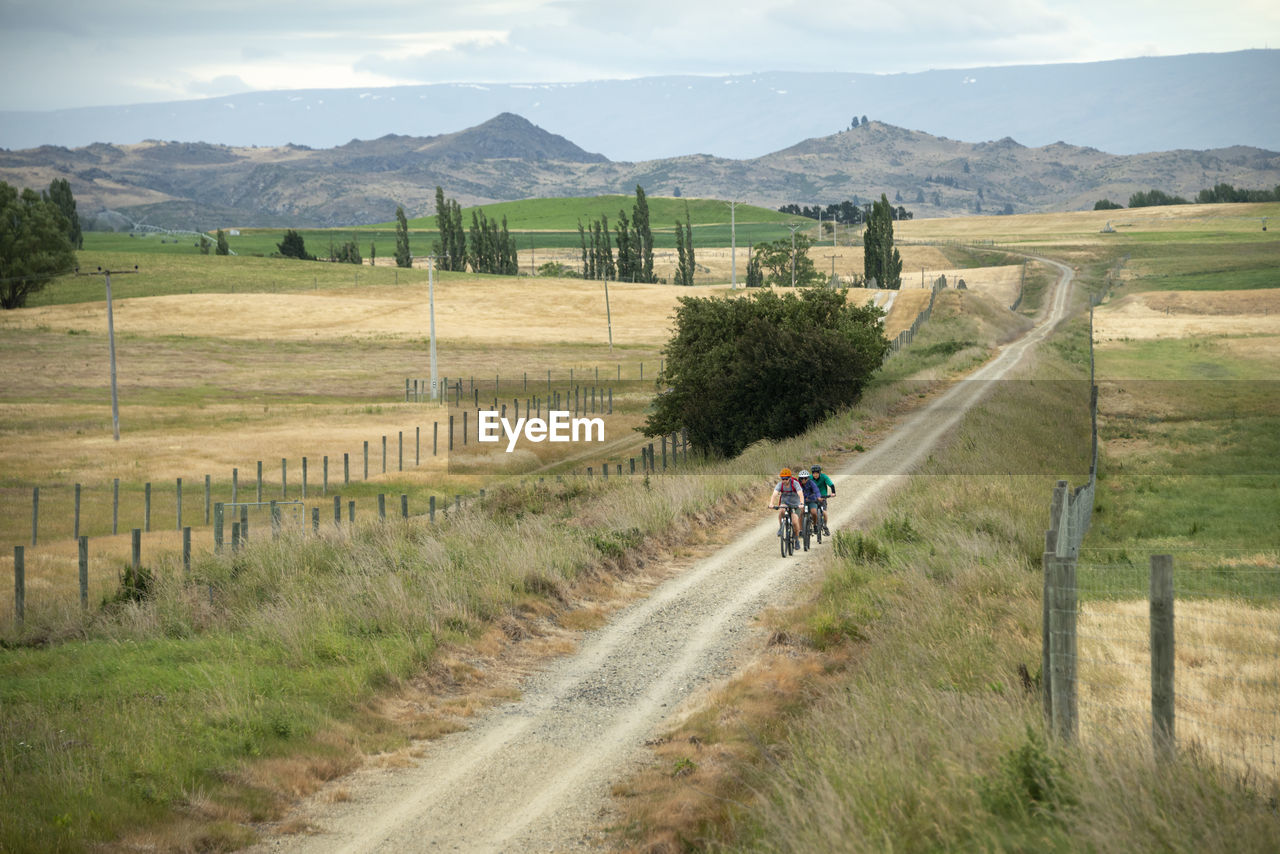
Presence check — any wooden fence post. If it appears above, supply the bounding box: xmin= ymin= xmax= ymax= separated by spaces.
xmin=363 ymin=442 xmax=369 ymax=480
xmin=214 ymin=502 xmax=224 ymax=552
xmin=378 ymin=494 xmax=386 ymax=520
xmin=323 ymin=456 xmax=329 ymax=495
xmin=176 ymin=477 xmax=183 ymax=530
xmin=302 ymin=457 xmax=308 ymax=499
xmin=14 ymin=545 xmax=24 ymax=626
xmin=113 ymin=478 xmax=120 ymax=535
xmin=74 ymin=483 xmax=81 ymax=540
xmin=1150 ymin=554 xmax=1175 ymax=758
xmin=79 ymin=536 xmax=89 ymax=608
xmin=256 ymin=461 xmax=263 ymax=502
xmin=182 ymin=527 xmax=191 ymax=578
xmin=334 ymin=495 xmax=341 ymax=527
xmin=131 ymin=528 xmax=142 ymax=571
xmin=144 ymin=482 xmax=151 ymax=532
xmin=400 ymin=494 xmax=408 ymax=519
xmin=205 ymin=474 xmax=211 ymax=525
xmin=430 ymin=495 xmax=436 ymax=523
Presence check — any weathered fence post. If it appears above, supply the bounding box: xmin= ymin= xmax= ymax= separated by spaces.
xmin=399 ymin=431 xmax=404 ymax=472
xmin=334 ymin=495 xmax=341 ymax=527
xmin=400 ymin=494 xmax=408 ymax=519
xmin=363 ymin=442 xmax=369 ymax=480
xmin=323 ymin=456 xmax=329 ymax=495
xmin=176 ymin=477 xmax=183 ymax=530
xmin=131 ymin=528 xmax=142 ymax=570
xmin=14 ymin=545 xmax=24 ymax=626
xmin=214 ymin=502 xmax=224 ymax=552
xmin=1150 ymin=554 xmax=1175 ymax=758
xmin=302 ymin=457 xmax=308 ymax=499
xmin=182 ymin=527 xmax=191 ymax=578
xmin=144 ymin=482 xmax=151 ymax=532
xmin=378 ymin=493 xmax=386 ymax=520
xmin=429 ymin=495 xmax=436 ymax=523
xmin=79 ymin=536 xmax=89 ymax=608
xmin=113 ymin=478 xmax=120 ymax=535
xmin=74 ymin=483 xmax=82 ymax=540
xmin=31 ymin=487 xmax=38 ymax=546
xmin=270 ymin=500 xmax=281 ymax=539
xmin=348 ymin=501 xmax=355 ymax=524
xmin=256 ymin=461 xmax=263 ymax=502
xmin=312 ymin=507 xmax=319 ymax=534
xmin=281 ymin=458 xmax=287 ymax=498
xmin=344 ymin=453 xmax=350 ymax=485
xmin=204 ymin=474 xmax=211 ymax=525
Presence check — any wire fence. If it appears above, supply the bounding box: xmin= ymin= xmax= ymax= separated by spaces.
xmin=1067 ymin=553 xmax=1280 ymax=787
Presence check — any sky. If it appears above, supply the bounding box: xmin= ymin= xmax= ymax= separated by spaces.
xmin=1 ymin=0 xmax=1277 ymax=112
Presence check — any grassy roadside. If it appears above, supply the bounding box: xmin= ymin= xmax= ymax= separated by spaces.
xmin=613 ymin=300 xmax=1279 ymax=850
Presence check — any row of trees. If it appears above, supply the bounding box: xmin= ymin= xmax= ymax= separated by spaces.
xmin=576 ymin=186 xmax=658 ymax=282
xmin=778 ymin=199 xmax=913 ymax=225
xmin=1098 ymin=183 xmax=1280 ymax=211
xmin=1 ymin=179 xmax=80 ymax=309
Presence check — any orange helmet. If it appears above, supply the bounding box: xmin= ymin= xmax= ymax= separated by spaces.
xmin=779 ymin=468 xmax=792 ymax=478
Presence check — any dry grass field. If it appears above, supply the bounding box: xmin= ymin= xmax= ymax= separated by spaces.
xmin=1094 ymin=289 xmax=1280 ymax=340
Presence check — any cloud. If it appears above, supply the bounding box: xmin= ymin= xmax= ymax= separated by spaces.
xmin=185 ymin=74 xmax=252 ymax=98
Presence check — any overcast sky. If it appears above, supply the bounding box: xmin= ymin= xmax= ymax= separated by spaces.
xmin=2 ymin=0 xmax=1277 ymax=112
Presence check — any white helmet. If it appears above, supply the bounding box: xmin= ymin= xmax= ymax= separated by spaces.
xmin=798 ymin=469 xmax=811 ymax=478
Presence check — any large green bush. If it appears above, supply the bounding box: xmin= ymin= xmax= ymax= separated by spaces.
xmin=644 ymin=288 xmax=889 ymax=457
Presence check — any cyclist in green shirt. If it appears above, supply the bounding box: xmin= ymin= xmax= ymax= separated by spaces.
xmin=810 ymin=464 xmax=835 ymax=536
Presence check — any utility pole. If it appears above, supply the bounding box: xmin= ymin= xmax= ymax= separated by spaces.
xmin=603 ymin=278 xmax=614 ymax=351
xmin=726 ymin=200 xmax=738 ymax=289
xmin=786 ymin=224 xmax=803 ymax=288
xmin=78 ymin=266 xmax=138 ymax=441
xmin=428 ymin=256 xmax=439 ymax=401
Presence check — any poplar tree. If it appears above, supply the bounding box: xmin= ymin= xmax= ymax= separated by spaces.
xmin=394 ymin=206 xmax=412 ymax=268
xmin=632 ymin=185 xmax=654 ymax=283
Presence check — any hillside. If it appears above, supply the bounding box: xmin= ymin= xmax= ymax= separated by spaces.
xmin=1 ymin=113 xmax=1277 ymax=230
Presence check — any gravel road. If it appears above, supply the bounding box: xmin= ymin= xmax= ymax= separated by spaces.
xmin=247 ymin=260 xmax=1073 ymax=853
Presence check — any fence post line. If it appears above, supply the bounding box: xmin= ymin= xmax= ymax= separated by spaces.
xmin=144 ymin=482 xmax=151 ymax=532
xmin=79 ymin=536 xmax=89 ymax=609
xmin=13 ymin=546 xmax=23 ymax=627
xmin=1150 ymin=554 xmax=1176 ymax=758
xmin=113 ymin=478 xmax=120 ymax=535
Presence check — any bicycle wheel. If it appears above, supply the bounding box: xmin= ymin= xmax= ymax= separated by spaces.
xmin=815 ymin=509 xmax=823 ymax=545
xmin=802 ymin=510 xmax=811 ymax=551
xmin=780 ymin=514 xmax=788 ymax=558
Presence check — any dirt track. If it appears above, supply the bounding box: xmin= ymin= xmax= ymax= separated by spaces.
xmin=246 ymin=260 xmax=1074 ymax=853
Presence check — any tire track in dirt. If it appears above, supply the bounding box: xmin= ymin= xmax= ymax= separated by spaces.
xmin=247 ymin=259 xmax=1075 ymax=854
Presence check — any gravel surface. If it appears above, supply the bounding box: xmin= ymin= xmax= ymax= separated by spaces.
xmin=247 ymin=260 xmax=1073 ymax=853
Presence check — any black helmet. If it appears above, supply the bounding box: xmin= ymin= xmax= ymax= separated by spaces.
xmin=811 ymin=465 xmax=822 ymax=473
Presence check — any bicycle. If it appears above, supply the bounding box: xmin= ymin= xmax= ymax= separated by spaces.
xmin=802 ymin=501 xmax=823 ymax=550
xmin=777 ymin=504 xmax=799 ymax=557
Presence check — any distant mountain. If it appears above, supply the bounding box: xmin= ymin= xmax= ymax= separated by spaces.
xmin=3 ymin=112 xmax=1277 ymax=231
xmin=1 ymin=52 xmax=1276 ymax=161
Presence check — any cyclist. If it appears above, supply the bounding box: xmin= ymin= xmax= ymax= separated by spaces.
xmin=769 ymin=468 xmax=803 ymax=541
xmin=810 ymin=464 xmax=835 ymax=535
xmin=798 ymin=470 xmax=823 ymax=538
